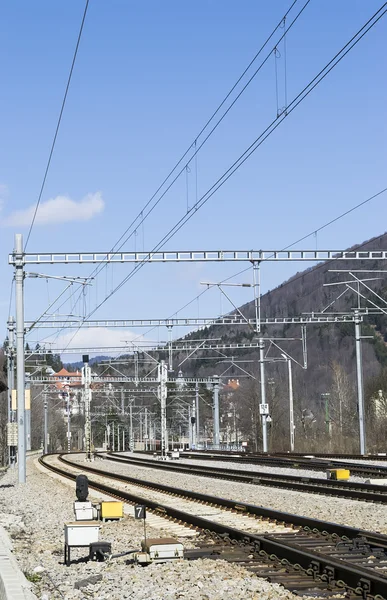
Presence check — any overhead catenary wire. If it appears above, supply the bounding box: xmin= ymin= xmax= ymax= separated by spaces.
xmin=80 ymin=3 xmax=387 ymax=322
xmin=141 ymin=2 xmax=387 ymax=262
xmin=77 ymin=0 xmax=310 ymax=286
xmin=24 ymin=0 xmax=90 ymax=251
xmin=32 ymin=0 xmax=309 ymax=345
xmin=33 ymin=4 xmax=386 ymax=353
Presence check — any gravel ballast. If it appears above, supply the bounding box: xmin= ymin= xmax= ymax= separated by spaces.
xmin=0 ymin=457 xmax=323 ymax=600
xmin=76 ymin=453 xmax=387 ymax=534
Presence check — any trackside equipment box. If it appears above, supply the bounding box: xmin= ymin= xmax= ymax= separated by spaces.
xmin=74 ymin=501 xmax=94 ymax=521
xmin=64 ymin=522 xmax=100 ymax=546
xmin=138 ymin=538 xmax=184 ymax=563
xmin=100 ymin=501 xmax=123 ymax=520
xmin=327 ymin=468 xmax=350 ymax=481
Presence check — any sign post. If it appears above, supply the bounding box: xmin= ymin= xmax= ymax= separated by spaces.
xmin=134 ymin=504 xmax=146 ymax=545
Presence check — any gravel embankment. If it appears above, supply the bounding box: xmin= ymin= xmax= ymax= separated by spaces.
xmin=0 ymin=458 xmax=322 ymax=600
xmin=73 ymin=453 xmax=387 ymax=534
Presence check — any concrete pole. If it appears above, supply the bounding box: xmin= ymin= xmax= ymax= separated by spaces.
xmin=259 ymin=339 xmax=268 ymax=453
xmin=112 ymin=421 xmax=115 ymax=452
xmin=192 ymin=397 xmax=197 ymax=448
xmin=7 ymin=317 xmax=15 ymax=466
xmin=129 ymin=403 xmax=133 ymax=451
xmin=159 ymin=360 xmax=168 ymax=457
xmin=355 ymin=311 xmax=366 ymax=455
xmin=25 ymin=381 xmax=31 ymax=452
xmin=67 ymin=393 xmax=71 ymax=453
xmin=188 ymin=405 xmax=193 ymax=448
xmin=43 ymin=393 xmax=48 ymax=455
xmin=212 ymin=375 xmax=220 ymax=448
xmin=15 ymin=234 xmax=26 ymax=483
xmin=122 ymin=428 xmax=125 ymax=452
xmin=195 ymin=383 xmax=200 ymax=447
xmin=82 ymin=358 xmax=92 ymax=460
xmin=288 ymin=359 xmax=295 ymax=452
xmin=144 ymin=408 xmax=148 ymax=451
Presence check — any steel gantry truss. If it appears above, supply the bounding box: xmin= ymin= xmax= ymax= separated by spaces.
xmin=10 ymin=233 xmax=387 ymax=482
xmin=24 ymin=314 xmax=366 ymax=331
xmin=9 ymin=249 xmax=387 ymax=265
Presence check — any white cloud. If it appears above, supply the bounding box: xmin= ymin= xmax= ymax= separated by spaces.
xmin=0 ymin=192 xmax=104 ymax=227
xmin=52 ymin=328 xmax=148 ymax=356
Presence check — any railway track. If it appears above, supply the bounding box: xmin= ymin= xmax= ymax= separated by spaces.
xmin=40 ymin=453 xmax=387 ymax=599
xmin=171 ymin=451 xmax=387 ymax=479
xmin=175 ymin=450 xmax=387 ymax=462
xmin=97 ymin=452 xmax=387 ymax=505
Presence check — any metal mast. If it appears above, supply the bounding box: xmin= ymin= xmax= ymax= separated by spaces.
xmin=355 ymin=310 xmax=366 ymax=454
xmin=15 ymin=234 xmax=26 ymax=483
xmin=158 ymin=360 xmax=168 ymax=458
xmin=212 ymin=375 xmax=220 ymax=448
xmin=82 ymin=355 xmax=92 ymax=460
xmin=259 ymin=339 xmax=268 ymax=453
xmin=6 ymin=317 xmax=15 ymax=466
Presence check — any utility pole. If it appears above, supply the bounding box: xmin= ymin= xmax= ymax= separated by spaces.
xmin=43 ymin=392 xmax=48 ymax=454
xmin=355 ymin=310 xmax=366 ymax=454
xmin=112 ymin=421 xmax=115 ymax=452
xmin=82 ymin=355 xmax=92 ymax=460
xmin=192 ymin=396 xmax=197 ymax=448
xmin=121 ymin=388 xmax=125 ymax=415
xmin=195 ymin=383 xmax=200 ymax=448
xmin=15 ymin=234 xmax=26 ymax=483
xmin=144 ymin=407 xmax=148 ymax=451
xmin=188 ymin=405 xmax=193 ymax=448
xmin=66 ymin=392 xmax=71 ymax=453
xmin=233 ymin=405 xmax=237 ymax=446
xmin=158 ymin=360 xmax=168 ymax=458
xmin=129 ymin=402 xmax=133 ymax=451
xmin=25 ymin=381 xmax=31 ymax=452
xmin=288 ymin=359 xmax=295 ymax=452
xmin=122 ymin=427 xmax=125 ymax=452
xmin=212 ymin=375 xmax=220 ymax=449
xmin=7 ymin=317 xmax=15 ymax=466
xmin=259 ymin=339 xmax=268 ymax=452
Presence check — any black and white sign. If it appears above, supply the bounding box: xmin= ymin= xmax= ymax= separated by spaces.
xmin=259 ymin=404 xmax=269 ymax=415
xmin=134 ymin=505 xmax=146 ymax=520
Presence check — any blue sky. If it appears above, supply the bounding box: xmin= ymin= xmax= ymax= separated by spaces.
xmin=0 ymin=0 xmax=386 ymax=355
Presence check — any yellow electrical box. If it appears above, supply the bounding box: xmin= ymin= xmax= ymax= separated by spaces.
xmin=100 ymin=501 xmax=123 ymax=520
xmin=328 ymin=469 xmax=350 ymax=481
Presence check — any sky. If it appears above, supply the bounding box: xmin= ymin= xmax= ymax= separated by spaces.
xmin=0 ymin=0 xmax=386 ymax=357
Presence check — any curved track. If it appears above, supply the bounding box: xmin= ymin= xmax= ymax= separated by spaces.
xmin=103 ymin=452 xmax=387 ymax=505
xmin=40 ymin=453 xmax=387 ymax=599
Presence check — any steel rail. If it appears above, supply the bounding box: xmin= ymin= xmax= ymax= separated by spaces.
xmin=103 ymin=452 xmax=387 ymax=504
xmin=40 ymin=453 xmax=387 ymax=598
xmin=177 ymin=451 xmax=387 ymax=478
xmin=189 ymin=449 xmax=387 ymax=461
